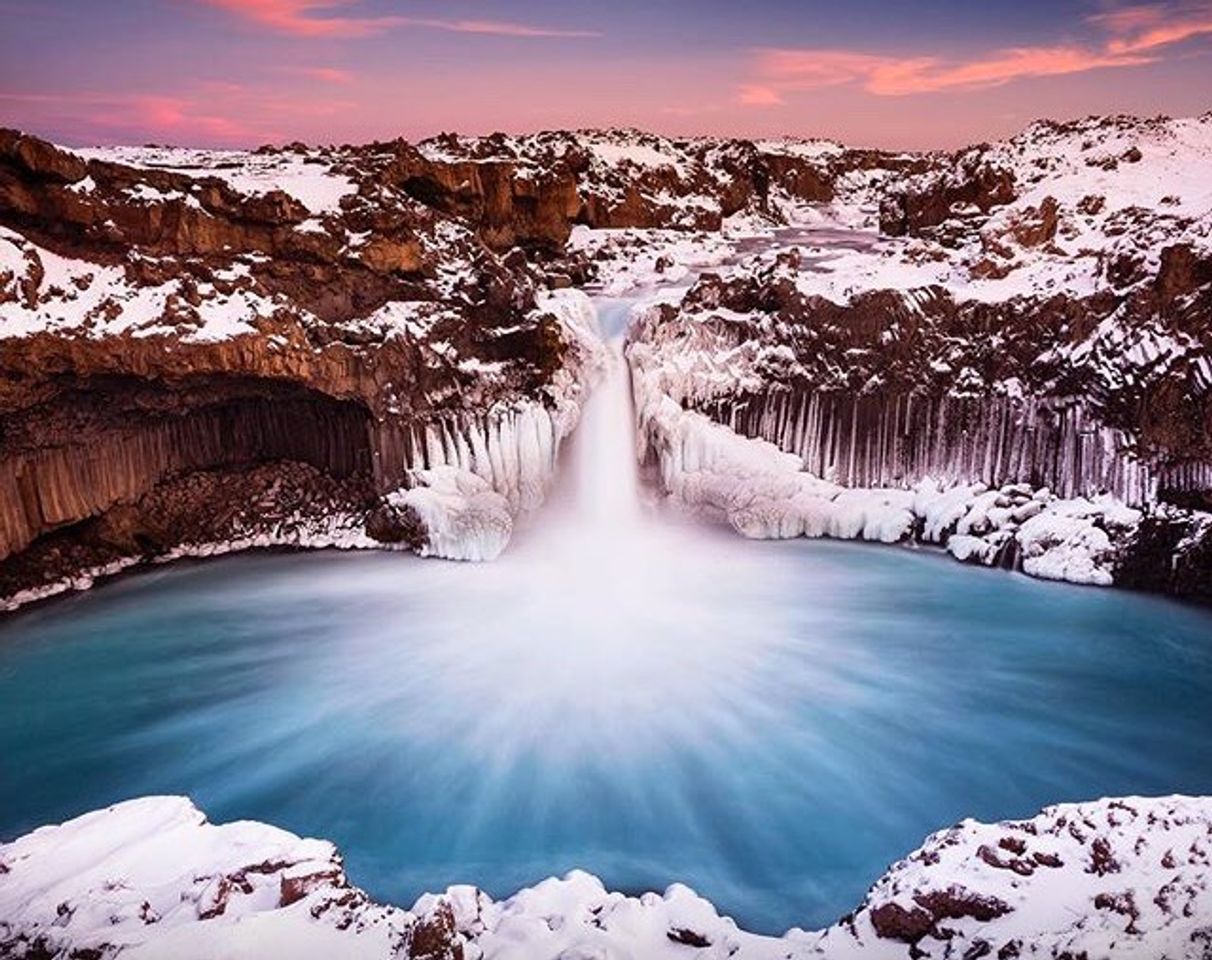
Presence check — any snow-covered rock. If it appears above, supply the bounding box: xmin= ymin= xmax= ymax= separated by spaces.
xmin=389 ymin=466 xmax=513 ymax=562
xmin=0 ymin=796 xmax=411 ymax=960
xmin=813 ymin=795 xmax=1212 ymax=959
xmin=630 ymin=342 xmax=1159 ymax=589
xmin=5 ymin=794 xmax=1212 ymax=959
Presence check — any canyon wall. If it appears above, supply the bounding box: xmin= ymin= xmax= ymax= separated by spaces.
xmin=2 ymin=115 xmax=1210 ymax=604
xmin=0 ymin=129 xmax=608 ymax=603
xmin=0 ymin=379 xmax=373 ymax=561
xmin=698 ymin=389 xmax=1212 ymax=507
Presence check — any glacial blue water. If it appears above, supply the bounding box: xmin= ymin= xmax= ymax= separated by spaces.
xmin=2 ymin=536 xmax=1211 ymax=934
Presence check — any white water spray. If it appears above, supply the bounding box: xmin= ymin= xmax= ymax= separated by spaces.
xmin=551 ymin=299 xmax=644 ymax=532
xmin=319 ymin=295 xmax=820 ymax=762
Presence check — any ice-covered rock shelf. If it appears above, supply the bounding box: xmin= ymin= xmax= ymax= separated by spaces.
xmin=3 ymin=794 xmax=1210 ymax=960
xmin=629 ymin=343 xmax=1206 ymax=589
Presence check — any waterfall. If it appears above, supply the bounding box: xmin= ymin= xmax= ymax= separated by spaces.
xmin=562 ymin=299 xmax=644 ymax=531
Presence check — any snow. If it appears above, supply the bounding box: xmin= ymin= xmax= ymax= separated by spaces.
xmin=0 ymin=227 xmax=269 ymax=342
xmin=5 ymin=794 xmax=1211 ymax=959
xmin=571 ymin=225 xmax=735 ymax=296
xmin=71 ymin=144 xmax=358 ymax=215
xmin=589 ymin=140 xmax=681 ymax=170
xmin=813 ymin=794 xmax=1212 ymax=959
xmin=1016 ymin=496 xmax=1141 ymax=586
xmin=0 ymin=797 xmax=406 ymax=960
xmin=755 ymin=137 xmax=846 ymax=161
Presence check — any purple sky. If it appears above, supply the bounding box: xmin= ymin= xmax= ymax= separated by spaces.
xmin=2 ymin=0 xmax=1211 ymax=149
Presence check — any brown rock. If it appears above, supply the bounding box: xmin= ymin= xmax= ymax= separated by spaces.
xmin=407 ymin=900 xmax=463 ymax=960
xmin=1010 ymin=196 xmax=1059 ymax=247
xmin=870 ymin=902 xmax=935 ymax=942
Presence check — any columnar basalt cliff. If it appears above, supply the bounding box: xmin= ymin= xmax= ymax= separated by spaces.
xmin=0 ymin=128 xmax=606 ymax=602
xmin=625 ymin=114 xmax=1212 ymax=600
xmin=2 ymin=114 xmax=1211 ymax=606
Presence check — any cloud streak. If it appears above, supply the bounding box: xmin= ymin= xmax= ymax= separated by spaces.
xmin=739 ymin=1 xmax=1212 ymax=105
xmin=1093 ymin=1 xmax=1212 ymax=53
xmin=294 ymin=66 xmax=355 ymax=83
xmin=198 ymin=0 xmax=598 ymax=39
xmin=199 ymin=0 xmax=403 ymax=38
xmin=0 ymin=83 xmax=359 ymax=146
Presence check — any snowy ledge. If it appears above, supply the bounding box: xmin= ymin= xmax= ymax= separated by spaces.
xmin=2 ymin=793 xmax=1210 ymax=959
xmin=626 ymin=333 xmax=1211 ymax=590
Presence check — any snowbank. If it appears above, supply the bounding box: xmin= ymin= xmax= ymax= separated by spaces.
xmin=4 ymin=794 xmax=1211 ymax=959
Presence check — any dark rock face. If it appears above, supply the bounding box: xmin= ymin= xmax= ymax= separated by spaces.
xmin=0 ymin=129 xmax=586 ymax=600
xmin=362 ymin=140 xmax=582 ymax=251
xmin=880 ymin=158 xmax=1016 ymax=237
xmin=0 ymin=461 xmax=375 ymax=603
xmin=417 ymin=129 xmax=847 ymax=232
xmin=0 ymin=375 xmax=373 ymax=559
xmin=406 ymin=901 xmax=464 ymax=960
xmin=666 ymin=253 xmax=1212 ymax=506
xmin=1114 ymin=511 xmax=1212 ymax=604
xmin=870 ymin=887 xmax=1013 ymax=945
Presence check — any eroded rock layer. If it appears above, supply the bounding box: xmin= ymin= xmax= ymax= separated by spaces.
xmin=2 ymin=113 xmax=1211 ymax=605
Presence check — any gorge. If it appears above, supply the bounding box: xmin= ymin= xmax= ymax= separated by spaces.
xmin=2 ymin=113 xmax=1212 ymax=959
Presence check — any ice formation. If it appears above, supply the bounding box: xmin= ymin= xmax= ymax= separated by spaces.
xmin=372 ymin=289 xmax=604 ymax=561
xmin=629 ymin=343 xmax=1147 ymax=587
xmin=389 ymin=467 xmax=513 ymax=562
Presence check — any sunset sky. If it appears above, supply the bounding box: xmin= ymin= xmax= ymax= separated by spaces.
xmin=2 ymin=0 xmax=1211 ymax=149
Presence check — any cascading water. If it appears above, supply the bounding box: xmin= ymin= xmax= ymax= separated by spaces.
xmin=4 ymin=277 xmax=1212 ymax=936
xmin=558 ymin=303 xmax=643 ymax=531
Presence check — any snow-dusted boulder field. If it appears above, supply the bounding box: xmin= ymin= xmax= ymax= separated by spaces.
xmin=3 ymin=794 xmax=1210 ymax=959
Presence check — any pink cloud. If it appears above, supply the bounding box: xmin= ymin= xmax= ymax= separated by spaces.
xmin=88 ymin=94 xmax=256 ymax=142
xmin=739 ymin=2 xmax=1212 ymax=106
xmin=199 ymin=0 xmax=598 ymax=40
xmin=297 ymin=66 xmax=355 ymax=84
xmin=735 ymin=84 xmax=786 ymax=107
xmin=1093 ymin=1 xmax=1212 ymax=53
xmin=747 ymin=45 xmax=1152 ymax=101
xmin=407 ymin=18 xmax=599 ymax=38
xmin=0 ymin=84 xmax=363 ymax=146
xmin=200 ymin=0 xmax=406 ymax=38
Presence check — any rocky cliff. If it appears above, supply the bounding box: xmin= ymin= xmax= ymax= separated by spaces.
xmin=0 ymin=128 xmax=606 ymax=604
xmin=624 ymin=114 xmax=1212 ymax=600
xmin=2 ymin=114 xmax=1210 ymax=606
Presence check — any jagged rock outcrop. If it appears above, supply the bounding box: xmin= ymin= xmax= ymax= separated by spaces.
xmin=419 ymin=128 xmax=851 ymax=231
xmin=626 ymin=113 xmax=1212 ymax=599
xmin=0 ymin=131 xmax=601 ymax=605
xmin=879 ymin=156 xmax=1017 ymax=237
